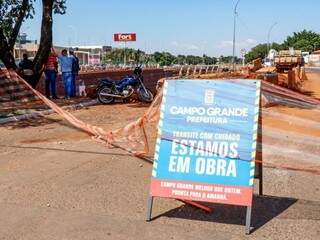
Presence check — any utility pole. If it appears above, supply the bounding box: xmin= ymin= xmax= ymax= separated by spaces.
xmin=267 ymin=22 xmax=277 ymax=59
xmin=232 ymin=0 xmax=241 ymax=72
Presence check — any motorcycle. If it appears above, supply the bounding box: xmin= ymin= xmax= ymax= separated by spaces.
xmin=97 ymin=66 xmax=154 ymax=104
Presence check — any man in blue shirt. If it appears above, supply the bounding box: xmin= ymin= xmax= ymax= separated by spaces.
xmin=69 ymin=49 xmax=80 ymax=97
xmin=58 ymin=49 xmax=74 ymax=99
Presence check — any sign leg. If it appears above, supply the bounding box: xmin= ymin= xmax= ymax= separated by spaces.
xmin=258 ymin=97 xmax=263 ymax=196
xmin=146 ymin=196 xmax=154 ymax=222
xmin=259 ymin=162 xmax=263 ymax=195
xmin=245 ymin=206 xmax=252 ymax=235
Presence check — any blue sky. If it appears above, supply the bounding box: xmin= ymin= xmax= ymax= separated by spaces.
xmin=23 ymin=0 xmax=320 ymax=57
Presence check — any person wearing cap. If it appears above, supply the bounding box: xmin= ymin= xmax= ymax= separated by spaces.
xmin=69 ymin=49 xmax=80 ymax=97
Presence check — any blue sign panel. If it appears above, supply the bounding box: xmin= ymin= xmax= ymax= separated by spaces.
xmin=150 ymin=79 xmax=261 ymax=206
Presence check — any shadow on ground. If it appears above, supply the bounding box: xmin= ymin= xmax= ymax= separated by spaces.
xmin=152 ymin=195 xmax=298 ymax=233
xmin=2 ymin=116 xmax=62 ymax=129
xmin=299 ymin=90 xmax=320 ymax=100
xmin=0 ymin=144 xmax=154 ymax=164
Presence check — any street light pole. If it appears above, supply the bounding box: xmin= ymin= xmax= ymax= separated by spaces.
xmin=232 ymin=0 xmax=241 ymax=71
xmin=267 ymin=22 xmax=277 ymax=58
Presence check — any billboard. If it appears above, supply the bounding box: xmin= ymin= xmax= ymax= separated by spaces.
xmin=149 ymin=79 xmax=261 ymax=207
xmin=114 ymin=33 xmax=137 ymax=42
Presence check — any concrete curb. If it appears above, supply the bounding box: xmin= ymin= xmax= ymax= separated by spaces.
xmin=0 ymin=99 xmax=99 ymax=125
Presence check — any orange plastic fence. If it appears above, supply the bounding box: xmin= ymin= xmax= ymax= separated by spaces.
xmin=4 ymin=70 xmax=320 ymax=175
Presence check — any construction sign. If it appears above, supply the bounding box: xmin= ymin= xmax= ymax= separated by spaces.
xmin=149 ymin=79 xmax=261 ymax=206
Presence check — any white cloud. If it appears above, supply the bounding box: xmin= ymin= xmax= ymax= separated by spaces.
xmin=171 ymin=41 xmax=179 ymax=46
xmin=171 ymin=41 xmax=200 ymax=50
xmin=183 ymin=43 xmax=199 ymax=50
xmin=246 ymin=38 xmax=257 ymax=44
xmin=218 ymin=40 xmax=234 ymax=48
xmin=218 ymin=38 xmax=258 ymax=49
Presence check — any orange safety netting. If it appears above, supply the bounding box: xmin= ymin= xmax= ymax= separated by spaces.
xmin=5 ymin=70 xmax=161 ymax=157
xmin=2 ymin=69 xmax=320 ymax=175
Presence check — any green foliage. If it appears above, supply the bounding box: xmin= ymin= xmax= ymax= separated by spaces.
xmin=0 ymin=0 xmax=34 ymax=39
xmin=0 ymin=0 xmax=66 ymax=40
xmin=103 ymin=48 xmax=147 ymax=65
xmin=203 ymin=54 xmax=217 ymax=65
xmin=176 ymin=54 xmax=186 ymax=64
xmin=100 ymin=29 xmax=320 ymax=66
xmin=245 ymin=43 xmax=283 ymax=63
xmin=53 ymin=0 xmax=67 ymax=14
xmin=0 ymin=0 xmax=67 ymax=80
xmin=153 ymin=51 xmax=176 ymax=66
xmin=103 ymin=48 xmax=218 ymax=66
xmin=245 ymin=30 xmax=320 ymax=63
xmin=218 ymin=55 xmax=241 ymax=64
xmin=283 ymin=30 xmax=320 ymax=52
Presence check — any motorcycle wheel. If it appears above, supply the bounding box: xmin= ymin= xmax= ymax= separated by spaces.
xmin=98 ymin=87 xmax=114 ymax=104
xmin=137 ymin=88 xmax=154 ymax=103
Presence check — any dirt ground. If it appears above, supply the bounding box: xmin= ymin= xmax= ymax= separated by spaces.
xmin=0 ymin=71 xmax=320 ymax=240
xmin=303 ymin=71 xmax=320 ymax=99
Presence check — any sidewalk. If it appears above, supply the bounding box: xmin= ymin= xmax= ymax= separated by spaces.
xmin=0 ymin=97 xmax=98 ymax=124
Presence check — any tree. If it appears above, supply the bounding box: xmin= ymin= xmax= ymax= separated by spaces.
xmin=185 ymin=55 xmax=202 ymax=65
xmin=283 ymin=30 xmax=320 ymax=53
xmin=0 ymin=0 xmax=66 ymax=87
xmin=218 ymin=55 xmax=241 ymax=64
xmin=152 ymin=51 xmax=177 ymax=66
xmin=0 ymin=0 xmax=33 ymax=69
xmin=245 ymin=30 xmax=320 ymax=63
xmin=203 ymin=54 xmax=217 ymax=65
xmin=103 ymin=48 xmax=219 ymax=67
xmin=244 ymin=43 xmax=283 ymax=63
xmin=177 ymin=54 xmax=186 ymax=65
xmin=102 ymin=48 xmax=147 ymax=65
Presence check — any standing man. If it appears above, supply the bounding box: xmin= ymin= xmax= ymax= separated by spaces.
xmin=58 ymin=49 xmax=73 ymax=99
xmin=69 ymin=49 xmax=80 ymax=97
xmin=18 ymin=53 xmax=34 ymax=87
xmin=44 ymin=48 xmax=58 ymax=99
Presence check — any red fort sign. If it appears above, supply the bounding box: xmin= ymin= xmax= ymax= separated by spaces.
xmin=114 ymin=33 xmax=137 ymax=42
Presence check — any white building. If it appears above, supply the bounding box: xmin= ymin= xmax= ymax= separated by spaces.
xmin=308 ymin=50 xmax=320 ymax=66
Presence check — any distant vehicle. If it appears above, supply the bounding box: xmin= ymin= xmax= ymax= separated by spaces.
xmin=264 ymin=58 xmax=272 ymax=67
xmin=274 ymin=49 xmax=304 ymax=72
xmin=302 ymin=52 xmax=309 ymax=64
